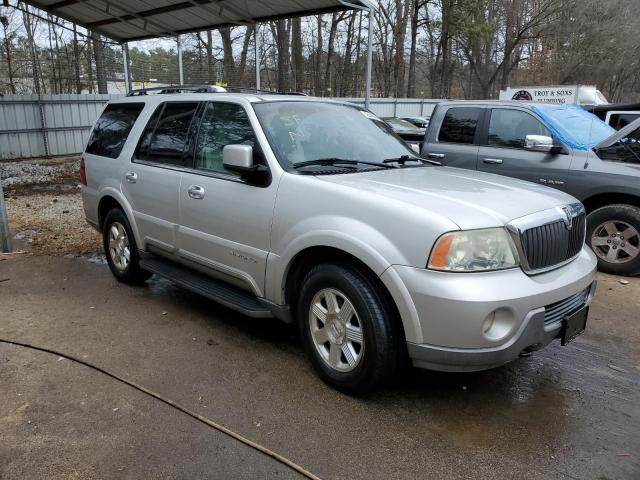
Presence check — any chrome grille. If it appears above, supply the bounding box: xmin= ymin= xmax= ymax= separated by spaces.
xmin=544 ymin=286 xmax=590 ymax=325
xmin=518 ymin=208 xmax=586 ymax=272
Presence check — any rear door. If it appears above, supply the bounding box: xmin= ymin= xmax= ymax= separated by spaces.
xmin=477 ymin=107 xmax=572 ymax=190
xmin=421 ymin=106 xmax=483 ymax=169
xmin=121 ymin=101 xmax=199 ymax=257
xmin=177 ymin=101 xmax=278 ymax=296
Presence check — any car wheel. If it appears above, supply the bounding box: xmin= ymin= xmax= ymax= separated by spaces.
xmin=297 ymin=263 xmax=403 ymax=395
xmin=103 ymin=208 xmax=151 ymax=284
xmin=587 ymin=204 xmax=640 ymax=276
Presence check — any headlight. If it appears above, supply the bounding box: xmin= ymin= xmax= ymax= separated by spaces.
xmin=428 ymin=228 xmax=520 ymax=272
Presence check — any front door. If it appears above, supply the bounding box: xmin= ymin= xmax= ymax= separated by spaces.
xmin=477 ymin=107 xmax=572 ymax=190
xmin=177 ymin=101 xmax=278 ymax=296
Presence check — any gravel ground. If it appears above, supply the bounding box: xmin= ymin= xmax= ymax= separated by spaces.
xmin=1 ymin=156 xmax=80 ymax=193
xmin=2 ymin=156 xmax=101 ymax=256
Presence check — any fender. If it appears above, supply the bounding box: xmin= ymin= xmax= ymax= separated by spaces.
xmin=266 ymin=216 xmax=409 ymax=302
xmin=264 ymin=223 xmax=423 ymax=343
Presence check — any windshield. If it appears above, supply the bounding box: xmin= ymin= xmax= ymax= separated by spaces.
xmin=253 ymin=101 xmax=415 ymax=168
xmin=531 ymin=104 xmax=615 ymax=150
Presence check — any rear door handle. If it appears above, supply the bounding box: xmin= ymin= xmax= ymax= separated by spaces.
xmin=187 ymin=185 xmax=205 ymax=199
xmin=427 ymin=153 xmax=445 ymax=159
xmin=124 ymin=171 xmax=138 ymax=183
xmin=483 ymin=158 xmax=503 ymax=165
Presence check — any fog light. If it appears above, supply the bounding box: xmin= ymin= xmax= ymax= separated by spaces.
xmin=481 ymin=308 xmax=515 ymax=341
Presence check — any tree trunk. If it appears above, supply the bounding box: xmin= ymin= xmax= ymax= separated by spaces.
xmin=1 ymin=18 xmax=16 ymax=94
xmin=237 ymin=26 xmax=254 ymax=85
xmin=406 ymin=0 xmax=419 ymax=97
xmin=325 ymin=13 xmax=342 ymax=96
xmin=73 ymin=24 xmax=81 ymax=93
xmin=206 ymin=30 xmax=213 ymax=81
xmin=276 ymin=19 xmax=289 ymax=92
xmin=393 ymin=0 xmax=410 ymax=97
xmin=314 ymin=16 xmax=323 ymax=96
xmin=92 ymin=32 xmax=108 ymax=94
xmin=86 ymin=31 xmax=94 ymax=93
xmin=352 ymin=11 xmax=363 ymax=96
xmin=22 ymin=5 xmax=43 ymax=94
xmin=291 ymin=18 xmax=303 ymax=91
xmin=220 ymin=27 xmax=236 ymax=84
xmin=340 ymin=12 xmax=356 ymax=96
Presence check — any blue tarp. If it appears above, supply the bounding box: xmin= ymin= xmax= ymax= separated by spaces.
xmin=532 ymin=104 xmax=615 ymax=150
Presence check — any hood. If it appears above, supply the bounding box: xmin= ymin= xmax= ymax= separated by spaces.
xmin=318 ymin=166 xmax=577 ymax=230
xmin=595 ymin=116 xmax=640 ymax=149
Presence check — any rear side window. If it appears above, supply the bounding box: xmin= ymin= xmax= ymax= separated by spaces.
xmin=135 ymin=102 xmax=199 ymax=167
xmin=488 ymin=109 xmax=550 ymax=149
xmin=86 ymin=103 xmax=144 ymax=158
xmin=438 ymin=107 xmax=481 ymax=144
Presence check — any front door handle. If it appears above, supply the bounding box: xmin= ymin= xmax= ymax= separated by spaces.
xmin=427 ymin=152 xmax=445 ymax=159
xmin=125 ymin=171 xmax=138 ymax=183
xmin=483 ymin=158 xmax=503 ymax=165
xmin=187 ymin=185 xmax=205 ymax=199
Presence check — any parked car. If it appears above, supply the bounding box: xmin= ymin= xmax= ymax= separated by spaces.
xmin=421 ymin=101 xmax=640 ymax=276
xmin=382 ymin=117 xmax=426 ymax=149
xmin=401 ymin=116 xmax=430 ymax=129
xmin=587 ymin=102 xmax=640 ymax=130
xmin=81 ymin=91 xmax=596 ymax=394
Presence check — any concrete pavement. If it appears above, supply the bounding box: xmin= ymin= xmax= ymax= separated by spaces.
xmin=1 ymin=255 xmax=639 ymax=479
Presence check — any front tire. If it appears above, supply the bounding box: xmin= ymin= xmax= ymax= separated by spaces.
xmin=587 ymin=203 xmax=640 ymax=276
xmin=298 ymin=263 xmax=403 ymax=395
xmin=102 ymin=208 xmax=151 ymax=285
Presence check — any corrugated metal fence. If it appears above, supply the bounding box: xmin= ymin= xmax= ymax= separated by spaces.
xmin=0 ymin=94 xmax=440 ymax=159
xmin=0 ymin=94 xmax=121 ymax=159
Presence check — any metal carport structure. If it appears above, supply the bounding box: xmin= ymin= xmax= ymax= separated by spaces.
xmin=16 ymin=0 xmax=378 ymax=108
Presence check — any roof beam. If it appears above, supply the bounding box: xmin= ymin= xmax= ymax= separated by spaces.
xmin=47 ymin=0 xmax=81 ymax=10
xmin=87 ymin=1 xmax=195 ymax=28
xmin=84 ymin=0 xmax=178 ymax=36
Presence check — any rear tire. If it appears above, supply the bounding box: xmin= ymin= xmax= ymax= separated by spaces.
xmin=297 ymin=263 xmax=403 ymax=395
xmin=103 ymin=208 xmax=151 ymax=285
xmin=586 ymin=203 xmax=640 ymax=276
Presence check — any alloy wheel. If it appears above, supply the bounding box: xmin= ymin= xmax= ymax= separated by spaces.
xmin=591 ymin=220 xmax=640 ymax=264
xmin=108 ymin=221 xmax=131 ymax=271
xmin=308 ymin=288 xmax=365 ymax=373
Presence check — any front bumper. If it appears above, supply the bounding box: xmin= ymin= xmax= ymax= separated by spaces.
xmin=382 ymin=247 xmax=597 ymax=372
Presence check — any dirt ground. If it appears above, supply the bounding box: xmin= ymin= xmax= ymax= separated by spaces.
xmin=2 ymin=156 xmax=101 ymax=256
xmin=1 ymin=158 xmax=639 ymax=479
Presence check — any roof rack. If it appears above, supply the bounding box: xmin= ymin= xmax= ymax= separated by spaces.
xmin=126 ymin=84 xmax=308 ymax=97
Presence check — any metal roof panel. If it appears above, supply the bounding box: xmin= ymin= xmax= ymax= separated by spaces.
xmin=21 ymin=0 xmax=377 ymax=42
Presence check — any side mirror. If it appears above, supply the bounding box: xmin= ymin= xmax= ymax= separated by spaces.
xmin=410 ymin=143 xmax=420 ymax=154
xmin=223 ymin=144 xmax=255 ymax=173
xmin=525 ymin=135 xmax=554 ymax=153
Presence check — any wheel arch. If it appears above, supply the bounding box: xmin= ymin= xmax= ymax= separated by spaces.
xmin=582 ymin=192 xmax=640 ymax=213
xmin=283 ymin=245 xmax=409 ymax=345
xmin=96 ymin=189 xmax=143 ymax=249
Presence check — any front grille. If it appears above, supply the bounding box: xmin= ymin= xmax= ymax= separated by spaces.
xmin=544 ymin=286 xmax=590 ymax=325
xmin=520 ymin=211 xmax=586 ymax=271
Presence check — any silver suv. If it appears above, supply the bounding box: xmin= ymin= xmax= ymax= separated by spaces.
xmin=81 ymin=91 xmax=597 ymax=394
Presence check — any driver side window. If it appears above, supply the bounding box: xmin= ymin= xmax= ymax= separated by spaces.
xmin=195 ymin=102 xmax=257 ymax=174
xmin=488 ymin=109 xmax=550 ymax=149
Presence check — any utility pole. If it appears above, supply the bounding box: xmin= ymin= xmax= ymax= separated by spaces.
xmin=0 ymin=177 xmax=11 ymax=253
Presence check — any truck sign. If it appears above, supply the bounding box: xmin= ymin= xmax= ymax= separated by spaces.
xmin=499 ymin=85 xmax=608 ymax=106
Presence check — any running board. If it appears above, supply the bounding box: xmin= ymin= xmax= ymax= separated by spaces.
xmin=140 ymin=253 xmax=272 ymax=318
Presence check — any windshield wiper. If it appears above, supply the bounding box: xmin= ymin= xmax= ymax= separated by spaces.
xmin=382 ymin=154 xmax=441 ymax=166
xmin=292 ymin=158 xmax=397 ymax=169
